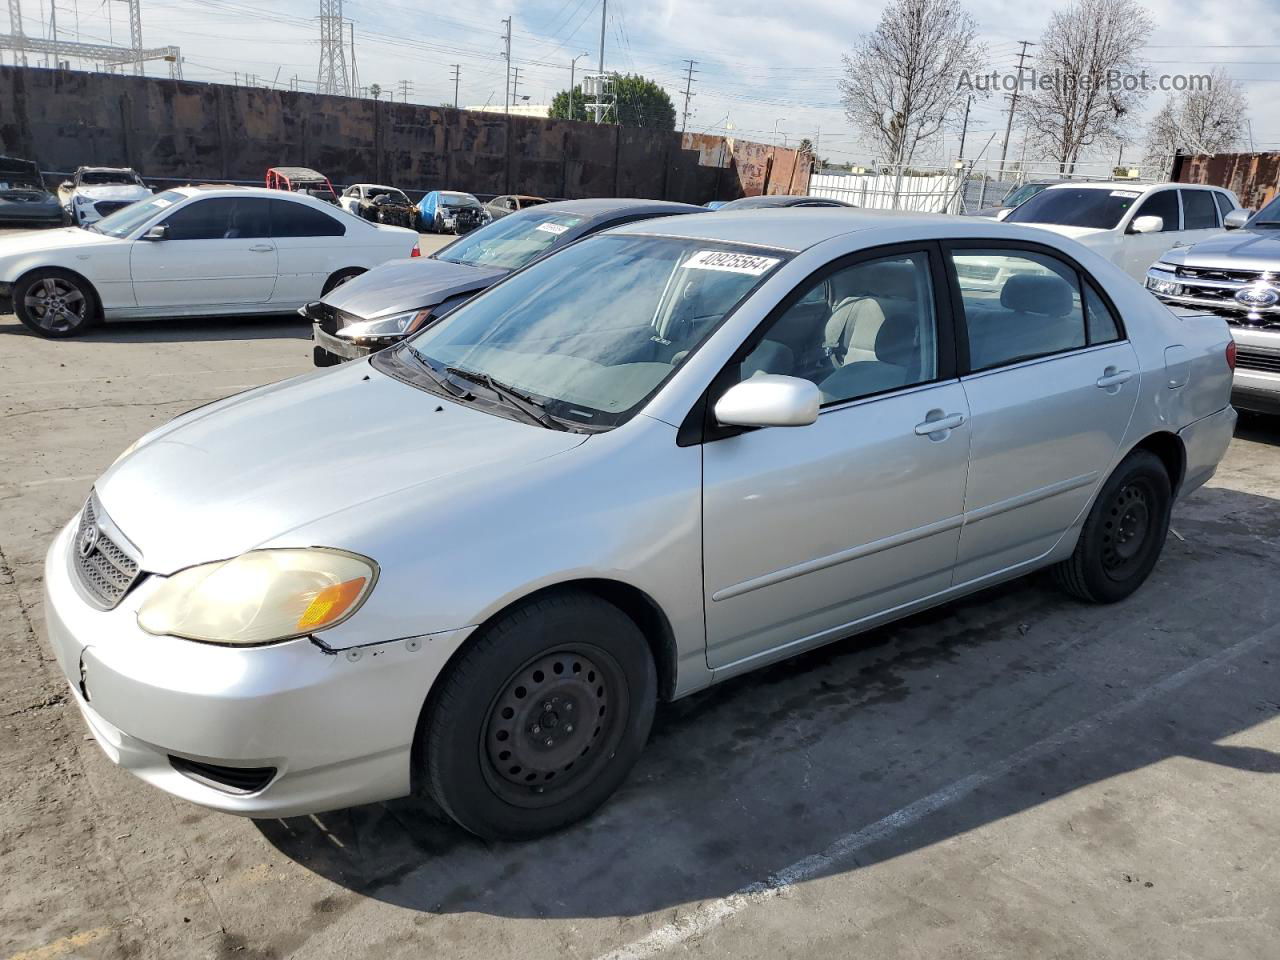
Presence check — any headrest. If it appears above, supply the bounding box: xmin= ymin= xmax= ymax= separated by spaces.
xmin=858 ymin=261 xmax=919 ymax=301
xmin=1000 ymin=274 xmax=1073 ymax=318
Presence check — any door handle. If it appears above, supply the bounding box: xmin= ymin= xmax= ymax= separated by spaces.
xmin=914 ymin=411 xmax=965 ymax=437
xmin=1096 ymin=368 xmax=1134 ymax=389
xmin=248 ymin=244 xmax=274 ymax=253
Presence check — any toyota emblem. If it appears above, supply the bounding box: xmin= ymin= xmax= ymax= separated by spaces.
xmin=78 ymin=523 xmax=99 ymax=559
xmin=1235 ymin=284 xmax=1280 ymax=309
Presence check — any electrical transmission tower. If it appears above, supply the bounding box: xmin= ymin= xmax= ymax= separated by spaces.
xmin=317 ymin=0 xmax=350 ymax=96
xmin=396 ymin=78 xmax=413 ymax=103
xmin=3 ymin=0 xmax=181 ymax=76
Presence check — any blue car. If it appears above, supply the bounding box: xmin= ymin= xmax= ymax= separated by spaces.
xmin=417 ymin=190 xmax=490 ymax=234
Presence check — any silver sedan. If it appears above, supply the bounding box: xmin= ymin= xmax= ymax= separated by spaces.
xmin=44 ymin=210 xmax=1238 ymax=840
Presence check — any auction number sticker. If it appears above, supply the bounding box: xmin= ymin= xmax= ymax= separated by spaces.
xmin=153 ymin=196 xmax=174 ymax=207
xmin=1110 ymin=190 xmax=1141 ymax=199
xmin=536 ymin=221 xmax=571 ymax=235
xmin=682 ymin=250 xmax=781 ymax=275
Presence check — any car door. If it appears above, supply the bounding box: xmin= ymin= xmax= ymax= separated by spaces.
xmin=1118 ymin=188 xmax=1181 ymax=279
xmin=129 ymin=196 xmax=276 ymax=308
xmin=701 ymin=245 xmax=971 ymax=672
xmin=945 ymin=242 xmax=1140 ymax=585
xmin=268 ymin=197 xmax=349 ymax=304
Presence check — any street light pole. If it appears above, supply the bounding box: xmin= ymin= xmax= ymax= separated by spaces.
xmin=772 ymin=117 xmax=787 ymax=145
xmin=569 ymin=52 xmax=587 ymax=120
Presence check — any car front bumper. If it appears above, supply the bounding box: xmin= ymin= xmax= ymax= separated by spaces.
xmin=1230 ymin=326 xmax=1280 ymax=415
xmin=43 ymin=517 xmax=467 ymax=818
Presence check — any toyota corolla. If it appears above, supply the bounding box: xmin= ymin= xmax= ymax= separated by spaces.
xmin=44 ymin=211 xmax=1237 ymax=840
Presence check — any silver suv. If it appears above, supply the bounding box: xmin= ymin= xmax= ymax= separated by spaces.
xmin=1146 ymin=198 xmax=1280 ymax=414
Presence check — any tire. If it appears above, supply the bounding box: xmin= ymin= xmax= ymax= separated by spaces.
xmin=321 ymin=268 xmax=364 ymax=296
xmin=420 ymin=591 xmax=657 ymax=841
xmin=1053 ymin=449 xmax=1172 ymax=604
xmin=14 ymin=269 xmax=98 ymax=338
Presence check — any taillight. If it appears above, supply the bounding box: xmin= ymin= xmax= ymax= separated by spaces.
xmin=410 ymin=243 xmax=421 ymax=258
xmin=1226 ymin=340 xmax=1237 ymax=371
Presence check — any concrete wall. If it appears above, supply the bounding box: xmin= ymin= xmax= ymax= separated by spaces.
xmin=0 ymin=66 xmax=811 ymax=204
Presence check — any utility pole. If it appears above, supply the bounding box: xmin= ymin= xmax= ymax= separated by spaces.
xmin=999 ymin=40 xmax=1033 ymax=176
xmin=680 ymin=58 xmax=698 ymax=133
xmin=396 ymin=78 xmax=413 ymax=102
xmin=348 ymin=20 xmax=359 ymax=94
xmin=511 ymin=65 xmax=521 ymax=107
xmin=449 ymin=63 xmax=460 ymax=109
xmin=957 ymin=94 xmax=971 ymax=160
xmin=595 ymin=0 xmax=606 ymax=122
xmin=501 ymin=16 xmax=512 ymax=115
xmin=569 ymin=52 xmax=587 ymax=120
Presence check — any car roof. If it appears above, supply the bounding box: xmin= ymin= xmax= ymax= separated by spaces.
xmin=535 ymin=197 xmax=706 ymax=219
xmin=1043 ymin=180 xmax=1218 ymax=193
xmin=610 ymin=207 xmax=1032 ymax=253
xmin=270 ymin=166 xmax=328 ymax=180
xmin=76 ymin=166 xmax=137 ymax=174
xmin=169 ymin=185 xmax=337 ymax=205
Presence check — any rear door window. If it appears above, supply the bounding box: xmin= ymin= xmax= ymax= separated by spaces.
xmin=270 ymin=199 xmax=345 ymax=238
xmin=1180 ymin=189 xmax=1219 ymax=229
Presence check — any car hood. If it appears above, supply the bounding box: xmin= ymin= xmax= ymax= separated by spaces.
xmin=74 ymin=184 xmax=149 ymax=202
xmin=320 ymin=256 xmax=508 ymax=321
xmin=95 ymin=360 xmax=588 ymax=574
xmin=0 ymin=226 xmax=117 ymax=256
xmin=1014 ymin=223 xmax=1108 ymax=241
xmin=0 ymin=186 xmax=57 ymax=203
xmin=1157 ymin=228 xmax=1280 ymax=269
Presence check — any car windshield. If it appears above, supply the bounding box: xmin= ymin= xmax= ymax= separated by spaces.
xmin=435 ymin=211 xmax=587 ymax=271
xmin=1005 ymin=187 xmax=1140 ymax=229
xmin=1250 ymin=195 xmax=1280 ymax=227
xmin=442 ymin=192 xmax=480 ymax=208
xmin=81 ymin=170 xmax=139 ymax=186
xmin=92 ymin=190 xmax=185 ymax=237
xmin=368 ymin=188 xmax=407 ymax=203
xmin=403 ymin=234 xmax=788 ymax=428
xmin=1001 ymin=183 xmax=1048 ymax=208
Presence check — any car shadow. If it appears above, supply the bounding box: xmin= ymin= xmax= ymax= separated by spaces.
xmin=1235 ymin=409 xmax=1280 ymax=447
xmin=0 ymin=313 xmax=310 ymax=343
xmin=257 ymin=484 xmax=1280 ymax=921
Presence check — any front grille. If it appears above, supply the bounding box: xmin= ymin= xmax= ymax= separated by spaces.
xmin=1176 ymin=265 xmax=1269 ymax=284
xmin=73 ymin=497 xmax=142 ymax=609
xmin=168 ymin=756 xmax=277 ymax=795
xmin=93 ymin=200 xmax=130 ymax=217
xmin=1237 ymin=348 xmax=1280 ymax=374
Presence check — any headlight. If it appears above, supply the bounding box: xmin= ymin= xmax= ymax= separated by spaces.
xmin=1145 ymin=276 xmax=1182 ymax=297
xmin=137 ymin=548 xmax=378 ymax=645
xmin=337 ymin=308 xmax=431 ymax=340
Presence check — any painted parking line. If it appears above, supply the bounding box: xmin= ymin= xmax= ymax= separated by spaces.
xmin=595 ymin=619 xmax=1280 ymax=960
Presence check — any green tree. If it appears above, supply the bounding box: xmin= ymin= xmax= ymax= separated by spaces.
xmin=368 ymin=83 xmax=382 ymax=100
xmin=549 ymin=74 xmax=676 ymax=130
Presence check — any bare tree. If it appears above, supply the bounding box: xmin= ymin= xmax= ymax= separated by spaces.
xmin=1144 ymin=71 xmax=1248 ymax=177
xmin=1023 ymin=0 xmax=1153 ymax=174
xmin=839 ymin=0 xmax=985 ymax=167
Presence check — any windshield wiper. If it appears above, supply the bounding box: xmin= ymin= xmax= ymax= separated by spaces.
xmin=404 ymin=346 xmax=473 ymax=400
xmin=444 ymin=365 xmax=568 ymax=431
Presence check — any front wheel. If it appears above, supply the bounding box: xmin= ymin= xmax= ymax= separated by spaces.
xmin=1053 ymin=449 xmax=1172 ymax=604
xmin=420 ymin=592 xmax=657 ymax=840
xmin=14 ymin=270 xmax=98 ymax=338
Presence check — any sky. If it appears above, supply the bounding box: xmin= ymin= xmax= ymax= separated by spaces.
xmin=7 ymin=0 xmax=1279 ymax=172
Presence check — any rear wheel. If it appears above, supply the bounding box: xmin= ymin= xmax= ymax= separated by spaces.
xmin=14 ymin=269 xmax=97 ymax=338
xmin=1053 ymin=449 xmax=1172 ymax=603
xmin=420 ymin=592 xmax=657 ymax=840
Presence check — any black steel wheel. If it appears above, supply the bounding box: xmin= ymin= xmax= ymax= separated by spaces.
xmin=14 ymin=270 xmax=97 ymax=338
xmin=1054 ymin=449 xmax=1172 ymax=604
xmin=419 ymin=591 xmax=657 ymax=840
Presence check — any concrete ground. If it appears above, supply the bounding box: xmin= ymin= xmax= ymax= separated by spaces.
xmin=2 ymin=258 xmax=1280 ymax=959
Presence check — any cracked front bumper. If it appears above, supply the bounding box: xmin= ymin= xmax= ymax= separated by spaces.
xmin=43 ymin=518 xmax=468 ymax=818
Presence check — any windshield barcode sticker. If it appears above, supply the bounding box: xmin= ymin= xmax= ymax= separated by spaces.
xmin=153 ymin=196 xmax=173 ymax=207
xmin=1110 ymin=190 xmax=1140 ymax=198
xmin=683 ymin=250 xmax=781 ymax=275
xmin=536 ymin=222 xmax=570 ymax=235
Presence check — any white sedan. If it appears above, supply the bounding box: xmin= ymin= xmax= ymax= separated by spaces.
xmin=1000 ymin=181 xmax=1240 ymax=282
xmin=0 ymin=186 xmax=421 ymax=338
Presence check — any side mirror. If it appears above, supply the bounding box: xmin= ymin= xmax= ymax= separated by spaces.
xmin=141 ymin=224 xmax=169 ymax=241
xmin=1223 ymin=208 xmax=1251 ymax=230
xmin=1130 ymin=215 xmax=1164 ymax=234
xmin=994 ymin=208 xmax=1011 ymax=222
xmin=714 ymin=375 xmax=820 ymax=429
